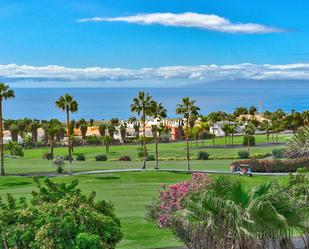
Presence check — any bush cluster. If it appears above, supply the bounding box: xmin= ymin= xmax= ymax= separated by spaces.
xmin=197 ymin=151 xmax=209 ymax=160
xmin=231 ymin=158 xmax=309 ymax=173
xmin=95 ymin=154 xmax=107 ymax=161
xmin=76 ymin=154 xmax=86 ymax=161
xmin=7 ymin=141 xmax=24 ymax=157
xmin=237 ymin=150 xmax=250 ymax=159
xmin=272 ymin=148 xmax=287 ymax=159
xmin=146 ymin=155 xmax=155 ymax=161
xmin=242 ymin=135 xmax=256 ymax=146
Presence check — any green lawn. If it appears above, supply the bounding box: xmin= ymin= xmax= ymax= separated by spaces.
xmin=0 ymin=172 xmax=289 ymax=249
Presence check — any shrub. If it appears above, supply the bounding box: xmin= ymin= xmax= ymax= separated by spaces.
xmin=238 ymin=150 xmax=250 ymax=159
xmin=137 ymin=147 xmax=148 ymax=158
xmin=197 ymin=151 xmax=209 ymax=160
xmin=42 ymin=151 xmax=53 ymax=160
xmin=76 ymin=154 xmax=86 ymax=161
xmin=242 ymin=135 xmax=256 ymax=146
xmin=250 ymin=152 xmax=271 ymax=159
xmin=0 ymin=178 xmax=122 ymax=248
xmin=231 ymin=158 xmax=309 ymax=173
xmin=147 ymin=173 xmax=211 ymax=228
xmin=272 ymin=148 xmax=287 ymax=159
xmin=7 ymin=141 xmax=24 ymax=157
xmin=86 ymin=135 xmax=101 ymax=145
xmin=146 ymin=155 xmax=155 ymax=161
xmin=64 ymin=154 xmax=74 ymax=161
xmin=52 ymin=156 xmax=65 ymax=174
xmin=35 ymin=141 xmax=45 ymax=147
xmin=119 ymin=156 xmax=131 ymax=161
xmin=95 ymin=154 xmax=107 ymax=161
xmin=159 ymin=135 xmax=170 ymax=143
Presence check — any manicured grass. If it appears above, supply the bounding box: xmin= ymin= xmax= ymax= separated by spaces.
xmin=0 ymin=172 xmax=288 ymax=249
xmin=21 ymin=133 xmax=289 ymax=161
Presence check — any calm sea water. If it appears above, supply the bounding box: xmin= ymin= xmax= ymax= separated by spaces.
xmin=4 ymin=87 xmax=309 ymax=121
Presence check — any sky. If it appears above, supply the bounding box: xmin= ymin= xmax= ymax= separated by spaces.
xmin=1 ymin=0 xmax=309 ymax=87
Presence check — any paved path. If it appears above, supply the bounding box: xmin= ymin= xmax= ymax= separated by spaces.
xmin=73 ymin=168 xmax=292 ymax=176
xmin=10 ymin=168 xmax=293 ymax=177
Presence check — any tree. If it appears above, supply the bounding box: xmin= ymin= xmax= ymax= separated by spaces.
xmin=3 ymin=119 xmax=18 ymax=142
xmin=286 ymin=126 xmax=309 ymax=158
xmin=233 ymin=106 xmax=248 ymax=117
xmin=301 ymin=110 xmax=309 ymax=126
xmin=131 ymin=92 xmax=154 ymax=169
xmin=28 ymin=119 xmax=40 ymax=146
xmin=0 ymin=83 xmax=15 ymax=176
xmin=248 ymin=105 xmax=257 ymax=115
xmin=102 ymin=135 xmax=112 ymax=154
xmin=42 ymin=119 xmax=64 ymax=159
xmin=150 ymin=101 xmax=167 ymax=169
xmin=79 ymin=119 xmax=88 ymax=143
xmin=119 ymin=124 xmax=127 ymax=144
xmin=229 ymin=123 xmax=238 ymax=145
xmin=259 ymin=120 xmax=272 ymax=142
xmin=243 ymin=123 xmax=255 ymax=152
xmin=176 ymin=97 xmax=200 ymax=170
xmin=99 ymin=124 xmax=107 ymax=137
xmin=221 ymin=123 xmax=230 ymax=145
xmin=271 ymin=109 xmax=285 ymax=143
xmin=55 ymin=94 xmax=78 ymax=175
xmin=107 ymin=124 xmax=116 ymax=138
xmin=0 ymin=178 xmax=123 ymax=248
xmin=207 ymin=112 xmax=220 ymax=145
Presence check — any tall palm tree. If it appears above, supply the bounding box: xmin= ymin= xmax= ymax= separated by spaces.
xmin=130 ymin=92 xmax=153 ymax=169
xmin=28 ymin=119 xmax=41 ymax=146
xmin=260 ymin=120 xmax=271 ymax=142
xmin=79 ymin=119 xmax=88 ymax=143
xmin=229 ymin=123 xmax=238 ymax=145
xmin=176 ymin=97 xmax=200 ymax=170
xmin=207 ymin=112 xmax=220 ymax=145
xmin=99 ymin=124 xmax=107 ymax=137
xmin=42 ymin=119 xmax=64 ymax=159
xmin=243 ymin=123 xmax=255 ymax=152
xmin=55 ymin=94 xmax=78 ymax=175
xmin=150 ymin=101 xmax=167 ymax=169
xmin=0 ymin=83 xmax=15 ymax=176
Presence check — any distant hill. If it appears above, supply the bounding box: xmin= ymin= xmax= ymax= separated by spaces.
xmin=186 ymin=79 xmax=309 ymax=89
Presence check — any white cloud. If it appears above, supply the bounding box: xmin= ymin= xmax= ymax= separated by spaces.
xmin=77 ymin=12 xmax=283 ymax=34
xmin=1 ymin=63 xmax=309 ymax=87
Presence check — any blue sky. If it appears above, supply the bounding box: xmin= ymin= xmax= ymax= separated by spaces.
xmin=1 ymin=0 xmax=309 ymax=87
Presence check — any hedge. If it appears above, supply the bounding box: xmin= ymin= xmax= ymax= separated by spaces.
xmin=231 ymin=158 xmax=309 ymax=173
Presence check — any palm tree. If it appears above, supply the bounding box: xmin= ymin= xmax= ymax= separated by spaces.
xmin=260 ymin=120 xmax=271 ymax=142
xmin=176 ymin=97 xmax=200 ymax=170
xmin=99 ymin=124 xmax=107 ymax=137
xmin=221 ymin=123 xmax=230 ymax=145
xmin=229 ymin=123 xmax=238 ymax=145
xmin=207 ymin=112 xmax=220 ymax=145
xmin=28 ymin=119 xmax=40 ymax=146
xmin=119 ymin=124 xmax=127 ymax=144
xmin=302 ymin=110 xmax=309 ymax=126
xmin=55 ymin=94 xmax=78 ymax=175
xmin=79 ymin=119 xmax=88 ymax=143
xmin=180 ymin=177 xmax=307 ymax=249
xmin=102 ymin=135 xmax=112 ymax=154
xmin=42 ymin=119 xmax=64 ymax=159
xmin=150 ymin=101 xmax=167 ymax=169
xmin=243 ymin=123 xmax=255 ymax=152
xmin=0 ymin=83 xmax=15 ymax=176
xmin=130 ymin=92 xmax=154 ymax=169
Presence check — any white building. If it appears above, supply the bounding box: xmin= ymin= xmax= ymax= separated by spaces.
xmin=209 ymin=121 xmax=242 ymax=137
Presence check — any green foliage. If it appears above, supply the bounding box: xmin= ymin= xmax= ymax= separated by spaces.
xmin=86 ymin=135 xmax=101 ymax=145
xmin=52 ymin=156 xmax=65 ymax=173
xmin=42 ymin=151 xmax=53 ymax=160
xmin=0 ymin=178 xmax=122 ymax=248
xmin=242 ymin=135 xmax=256 ymax=146
xmin=288 ymin=168 xmax=309 ymax=206
xmin=197 ymin=151 xmax=209 ymax=160
xmin=95 ymin=154 xmax=107 ymax=161
xmin=272 ymin=148 xmax=287 ymax=159
xmin=250 ymin=152 xmax=271 ymax=159
xmin=286 ymin=126 xmax=309 ymax=158
xmin=238 ymin=150 xmax=250 ymax=159
xmin=64 ymin=154 xmax=74 ymax=161
xmin=146 ymin=155 xmax=155 ymax=161
xmin=137 ymin=147 xmax=148 ymax=158
xmin=76 ymin=154 xmax=86 ymax=161
xmin=168 ymin=176 xmax=308 ymax=249
xmin=7 ymin=141 xmax=24 ymax=157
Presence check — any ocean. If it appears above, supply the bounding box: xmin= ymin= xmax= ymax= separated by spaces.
xmin=4 ymin=86 xmax=309 ymax=121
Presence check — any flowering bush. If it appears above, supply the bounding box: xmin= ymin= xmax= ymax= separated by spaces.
xmin=147 ymin=173 xmax=211 ymax=228
xmin=231 ymin=158 xmax=309 ymax=173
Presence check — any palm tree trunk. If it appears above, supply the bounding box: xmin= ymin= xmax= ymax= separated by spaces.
xmin=186 ymin=119 xmax=190 ymax=171
xmin=247 ymin=136 xmax=250 ymax=152
xmin=66 ymin=109 xmax=72 ymax=175
xmin=142 ymin=112 xmax=146 ymax=169
xmin=212 ymin=125 xmax=215 ymax=145
xmin=154 ymin=133 xmax=159 ymax=169
xmin=232 ymin=133 xmax=234 ymax=145
xmin=0 ymin=100 xmax=4 ymax=176
xmin=50 ymin=140 xmax=54 ymax=159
